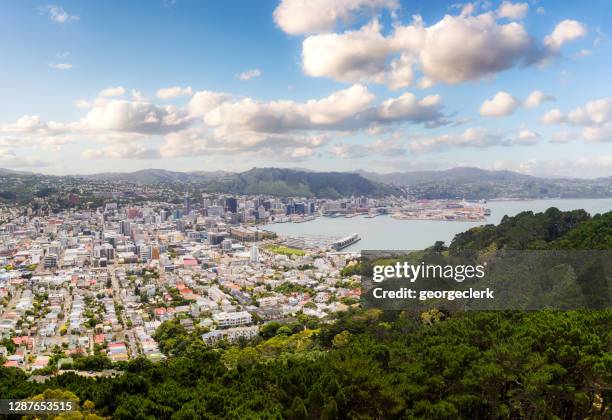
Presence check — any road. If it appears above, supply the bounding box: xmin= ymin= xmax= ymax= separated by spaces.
xmin=109 ymin=264 xmax=139 ymax=359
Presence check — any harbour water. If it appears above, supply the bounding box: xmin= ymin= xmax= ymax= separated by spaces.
xmin=263 ymin=198 xmax=612 ymax=251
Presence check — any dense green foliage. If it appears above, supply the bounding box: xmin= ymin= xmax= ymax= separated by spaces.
xmin=449 ymin=208 xmax=593 ymax=251
xmin=1 ymin=310 xmax=609 ymax=419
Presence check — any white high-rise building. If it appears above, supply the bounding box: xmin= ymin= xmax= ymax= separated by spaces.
xmin=250 ymin=245 xmax=259 ymax=263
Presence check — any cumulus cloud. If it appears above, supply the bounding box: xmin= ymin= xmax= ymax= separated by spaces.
xmin=82 ymin=143 xmax=160 ymax=160
xmin=297 ymin=7 xmax=586 ymax=88
xmin=524 ymin=90 xmax=555 ymax=108
xmin=302 ymin=20 xmax=398 ymax=86
xmin=480 ymin=91 xmax=521 ymax=117
xmin=202 ymin=84 xmax=375 ymax=134
xmin=330 ymin=138 xmax=406 ymax=159
xmin=398 ymin=13 xmax=536 ymax=85
xmin=407 ymin=126 xmax=541 ymax=154
xmin=0 ymin=149 xmax=50 ymax=168
xmin=583 ymin=124 xmax=612 ymax=143
xmin=131 ymin=90 xmax=146 ymax=102
xmin=370 ymin=93 xmax=443 ymax=123
xmin=99 ymin=86 xmax=126 ymax=97
xmin=511 ymin=129 xmax=539 ymax=145
xmin=492 ymin=155 xmax=612 ymax=178
xmin=42 ymin=5 xmax=79 ymax=24
xmin=197 ymin=84 xmax=444 ymax=135
xmin=3 ymin=81 xmax=452 ymax=165
xmin=156 ymin=86 xmax=194 ymax=99
xmin=159 ymin=127 xmax=328 ymax=162
xmin=0 ymin=115 xmax=69 ymax=137
xmin=540 ymin=98 xmax=612 ymax=143
xmin=566 ymin=98 xmax=612 ymax=125
xmin=0 ymin=115 xmax=78 ymax=152
xmin=306 ymin=83 xmax=375 ymax=124
xmin=497 ymin=2 xmax=528 ymax=20
xmin=273 ymin=0 xmax=398 ymax=35
xmin=540 ymin=108 xmax=565 ymax=124
xmin=81 ymin=100 xmax=192 ymax=134
xmin=544 ymin=20 xmax=587 ymax=51
xmin=188 ymin=91 xmax=232 ymax=117
xmin=409 ymin=127 xmax=501 ymax=154
xmin=237 ymin=69 xmax=262 ymax=81
xmin=540 ymin=98 xmax=612 ymax=127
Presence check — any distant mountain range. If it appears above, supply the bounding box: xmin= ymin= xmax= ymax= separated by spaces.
xmin=357 ymin=167 xmax=611 ymax=200
xmin=78 ymin=169 xmax=229 ymax=184
xmin=356 ymin=167 xmax=535 ymax=185
xmin=1 ymin=166 xmax=611 ymax=200
xmin=78 ymin=168 xmax=398 ymax=198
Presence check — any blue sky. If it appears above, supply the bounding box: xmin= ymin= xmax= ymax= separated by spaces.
xmin=0 ymin=0 xmax=610 ymax=177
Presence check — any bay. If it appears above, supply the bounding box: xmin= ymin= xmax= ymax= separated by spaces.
xmin=262 ymin=198 xmax=612 ymax=251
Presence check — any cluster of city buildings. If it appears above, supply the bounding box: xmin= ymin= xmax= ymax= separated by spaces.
xmin=0 ymin=193 xmax=361 ymax=372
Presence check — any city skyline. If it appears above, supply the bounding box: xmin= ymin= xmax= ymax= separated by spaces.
xmin=1 ymin=0 xmax=611 ymax=177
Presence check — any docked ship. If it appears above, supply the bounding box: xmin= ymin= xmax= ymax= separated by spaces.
xmin=332 ymin=233 xmax=361 ymax=250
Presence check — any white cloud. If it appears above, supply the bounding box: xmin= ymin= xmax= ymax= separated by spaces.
xmin=156 ymin=86 xmax=194 ymax=99
xmin=188 ymin=91 xmax=231 ymax=117
xmin=237 ymin=69 xmax=262 ymax=81
xmin=409 ymin=127 xmax=502 ymax=154
xmin=540 ymin=98 xmax=612 ymax=144
xmin=524 ymin=90 xmax=555 ymax=108
xmin=550 ymin=130 xmax=576 ymax=143
xmin=497 ymin=2 xmax=529 ymax=20
xmin=198 ymin=84 xmax=443 ymax=135
xmin=371 ymin=93 xmax=443 ymax=122
xmin=544 ymin=20 xmax=587 ymax=51
xmin=82 ymin=100 xmax=191 ymax=134
xmin=273 ymin=0 xmax=398 ymax=35
xmin=540 ymin=108 xmax=565 ymax=124
xmin=409 ymin=11 xmax=538 ymax=84
xmin=0 ymin=149 xmax=50 ymax=168
xmin=306 ymin=83 xmax=375 ymax=124
xmin=99 ymin=86 xmax=126 ymax=97
xmin=296 ymin=7 xmax=586 ymax=88
xmin=82 ymin=143 xmax=160 ymax=160
xmin=42 ymin=5 xmax=79 ymax=24
xmin=407 ymin=125 xmax=542 ymax=154
xmin=4 ymin=83 xmax=450 ymax=165
xmin=202 ymin=84 xmax=376 ymax=134
xmin=301 ymin=11 xmax=537 ymax=88
xmin=302 ymin=20 xmax=398 ymax=87
xmin=0 ymin=115 xmax=68 ymax=136
xmin=479 ymin=91 xmax=520 ymax=117
xmin=541 ymin=98 xmax=612 ymax=127
xmin=159 ymin=127 xmax=328 ymax=162
xmin=583 ymin=124 xmax=612 ymax=143
xmin=131 ymin=89 xmax=146 ymax=102
xmin=492 ymin=155 xmax=612 ymax=178
xmin=330 ymin=138 xmax=406 ymax=159
xmin=48 ymin=62 xmax=72 ymax=70
xmin=511 ymin=129 xmax=539 ymax=145
xmin=566 ymin=98 xmax=612 ymax=125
